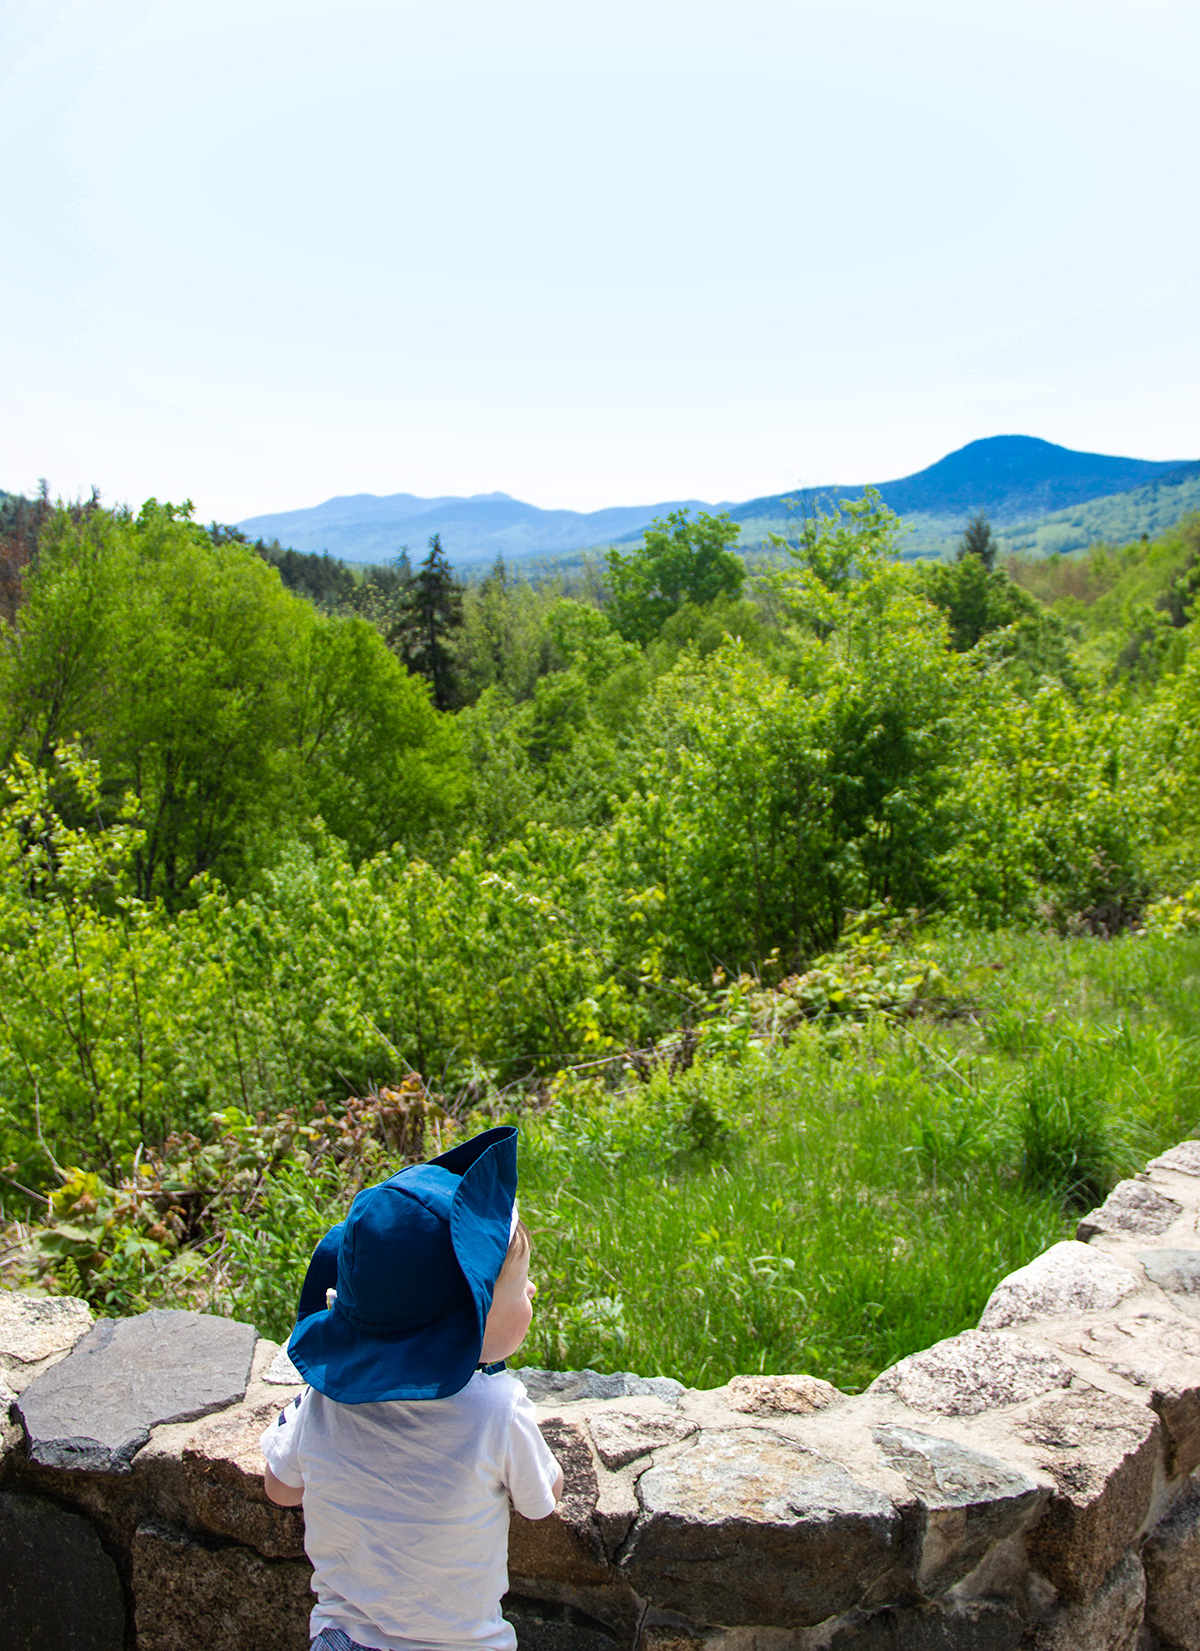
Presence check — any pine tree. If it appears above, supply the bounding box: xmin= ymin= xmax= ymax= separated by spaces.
xmin=956 ymin=510 xmax=996 ymax=572
xmin=399 ymin=533 xmax=464 ymax=709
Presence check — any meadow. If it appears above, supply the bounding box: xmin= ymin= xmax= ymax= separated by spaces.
xmin=220 ymin=922 xmax=1200 ymax=1392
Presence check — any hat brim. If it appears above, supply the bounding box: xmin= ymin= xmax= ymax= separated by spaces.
xmin=288 ymin=1295 xmax=482 ymax=1402
xmin=288 ymin=1125 xmax=519 ymax=1404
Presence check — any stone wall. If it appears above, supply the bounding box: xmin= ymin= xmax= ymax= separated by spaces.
xmin=4 ymin=1139 xmax=1200 ymax=1650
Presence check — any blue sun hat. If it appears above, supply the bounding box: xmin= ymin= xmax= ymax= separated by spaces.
xmin=287 ymin=1125 xmax=519 ymax=1402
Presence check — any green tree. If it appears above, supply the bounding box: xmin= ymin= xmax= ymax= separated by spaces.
xmin=957 ymin=510 xmax=997 ymax=571
xmin=453 ymin=557 xmax=556 ymax=704
xmin=399 ymin=534 xmax=465 ymax=709
xmin=606 ymin=510 xmax=745 ymax=646
xmin=917 ymin=556 xmax=1068 ymax=675
xmin=615 ymin=565 xmax=965 ymax=973
xmin=0 ymin=501 xmax=463 ymax=902
xmin=294 ymin=615 xmax=464 ymax=860
xmin=763 ymin=487 xmax=902 ymax=603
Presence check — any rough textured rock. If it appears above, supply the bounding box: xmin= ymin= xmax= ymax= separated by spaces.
xmin=0 ymin=1291 xmax=93 ymax=1393
xmin=870 ymin=1330 xmax=1073 ymax=1417
xmin=725 ymin=1372 xmax=843 ymax=1416
xmin=517 ymin=1367 xmax=685 ymax=1406
xmin=824 ymin=1599 xmax=1024 ymax=1650
xmin=588 ymin=1407 xmax=697 ymax=1469
xmin=978 ymin=1241 xmax=1139 ymax=1330
xmin=0 ymin=1489 xmax=125 ymax=1651
xmin=1077 ymin=1177 xmax=1182 ymax=1241
xmin=504 ymin=1593 xmax=623 ymax=1651
xmin=510 ymin=1418 xmax=611 ymax=1585
xmin=182 ymin=1397 xmax=307 ymax=1558
xmin=1143 ymin=1478 xmax=1200 ymax=1651
xmin=871 ymin=1425 xmax=1043 ymax=1590
xmin=17 ymin=1307 xmax=257 ymax=1473
xmin=1147 ymin=1140 xmax=1200 ymax=1177
xmin=1041 ymin=1309 xmax=1200 ymax=1477
xmin=620 ymin=1426 xmax=900 ymax=1627
xmin=133 ymin=1519 xmax=313 ymax=1651
xmin=1018 ymin=1390 xmax=1160 ymax=1600
xmin=1028 ymin=1549 xmax=1145 ymax=1651
xmin=1138 ymin=1247 xmax=1200 ymax=1302
xmin=263 ymin=1342 xmax=304 ymax=1384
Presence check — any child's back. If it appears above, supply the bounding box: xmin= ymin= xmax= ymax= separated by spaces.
xmin=264 ymin=1369 xmax=558 ymax=1651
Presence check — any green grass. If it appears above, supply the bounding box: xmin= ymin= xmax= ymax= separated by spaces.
xmin=221 ymin=928 xmax=1200 ymax=1395
xmin=514 ymin=927 xmax=1200 ymax=1392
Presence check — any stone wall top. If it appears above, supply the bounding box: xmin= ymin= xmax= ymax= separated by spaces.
xmin=2 ymin=1141 xmax=1200 ymax=1650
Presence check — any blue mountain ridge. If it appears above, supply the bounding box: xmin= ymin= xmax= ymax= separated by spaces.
xmin=238 ymin=491 xmax=729 ymax=567
xmin=237 ymin=436 xmax=1198 ymax=567
xmin=722 ymin=435 xmax=1188 ymax=530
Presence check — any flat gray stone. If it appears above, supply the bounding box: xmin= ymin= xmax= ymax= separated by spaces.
xmin=1137 ymin=1247 xmax=1200 ymax=1300
xmin=17 ymin=1308 xmax=257 ymax=1473
xmin=872 ymin=1424 xmax=1043 ymax=1590
xmin=1077 ymin=1177 xmax=1182 ymax=1241
xmin=0 ymin=1490 xmax=125 ymax=1650
xmin=619 ymin=1426 xmax=900 ymax=1627
xmin=1143 ymin=1479 xmax=1200 ymax=1650
xmin=1147 ymin=1139 xmax=1200 ymax=1177
xmin=588 ymin=1408 xmax=697 ymax=1469
xmin=0 ymin=1292 xmax=92 ymax=1371
xmin=515 ymin=1367 xmax=685 ymax=1407
xmin=979 ymin=1241 xmax=1139 ymax=1330
xmin=871 ymin=1330 xmax=1073 ymax=1417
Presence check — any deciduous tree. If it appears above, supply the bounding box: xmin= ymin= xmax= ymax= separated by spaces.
xmin=606 ymin=510 xmax=744 ymax=645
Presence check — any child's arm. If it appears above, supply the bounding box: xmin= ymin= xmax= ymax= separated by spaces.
xmin=505 ymin=1390 xmax=564 ymax=1520
xmin=260 ymin=1391 xmax=308 ymax=1507
xmin=264 ymin=1464 xmax=305 ymax=1507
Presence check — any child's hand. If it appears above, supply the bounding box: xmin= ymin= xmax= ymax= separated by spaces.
xmin=264 ymin=1464 xmax=304 ymax=1507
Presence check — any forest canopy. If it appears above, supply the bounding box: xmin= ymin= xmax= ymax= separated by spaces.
xmin=3 ymin=488 xmax=1200 ymax=1365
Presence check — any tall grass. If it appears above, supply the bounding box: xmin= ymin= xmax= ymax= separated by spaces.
xmin=515 ymin=929 xmax=1200 ymax=1391
xmin=224 ymin=929 xmax=1200 ymax=1394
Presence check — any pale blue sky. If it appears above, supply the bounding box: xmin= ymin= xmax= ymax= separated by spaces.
xmin=2 ymin=0 xmax=1198 ymax=522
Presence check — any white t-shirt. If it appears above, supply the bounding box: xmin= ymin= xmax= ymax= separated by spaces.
xmin=260 ymin=1370 xmax=560 ymax=1651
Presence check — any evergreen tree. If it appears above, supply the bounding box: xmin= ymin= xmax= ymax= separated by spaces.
xmin=400 ymin=534 xmax=465 ymax=709
xmin=0 ymin=482 xmax=53 ymax=624
xmin=957 ymin=510 xmax=997 ymax=571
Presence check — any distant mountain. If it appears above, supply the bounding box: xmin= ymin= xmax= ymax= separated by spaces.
xmin=730 ymin=436 xmax=1185 ymax=525
xmin=714 ymin=437 xmax=1198 ymax=562
xmin=237 ymin=490 xmax=726 ymax=568
xmin=237 ymin=437 xmax=1199 ymax=568
xmin=993 ymin=461 xmax=1200 ymax=560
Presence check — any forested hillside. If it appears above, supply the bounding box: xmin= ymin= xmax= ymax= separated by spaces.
xmin=2 ymin=490 xmax=1200 ymax=1386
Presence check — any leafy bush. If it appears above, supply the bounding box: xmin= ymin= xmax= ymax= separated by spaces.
xmin=1143 ymin=881 xmax=1200 ymax=937
xmin=5 ymin=1077 xmax=451 ymax=1319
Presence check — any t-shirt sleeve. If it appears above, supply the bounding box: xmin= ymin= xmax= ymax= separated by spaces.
xmin=503 ymin=1390 xmax=561 ymax=1520
xmin=259 ymin=1389 xmax=308 ymax=1490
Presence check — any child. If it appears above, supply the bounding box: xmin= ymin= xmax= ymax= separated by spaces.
xmin=261 ymin=1125 xmax=563 ymax=1651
